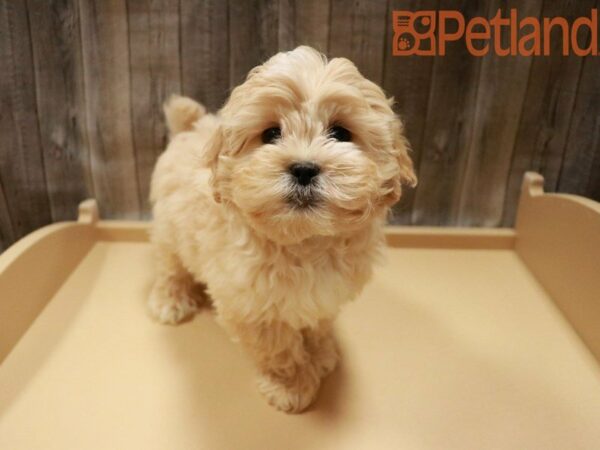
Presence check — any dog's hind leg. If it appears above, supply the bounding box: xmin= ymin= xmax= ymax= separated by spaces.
xmin=147 ymin=248 xmax=203 ymax=325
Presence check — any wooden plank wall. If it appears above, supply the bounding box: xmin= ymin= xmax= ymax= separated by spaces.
xmin=0 ymin=0 xmax=599 ymax=251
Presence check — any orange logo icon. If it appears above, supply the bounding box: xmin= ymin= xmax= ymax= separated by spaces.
xmin=393 ymin=11 xmax=436 ymax=56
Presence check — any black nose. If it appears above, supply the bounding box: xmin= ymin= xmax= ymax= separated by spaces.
xmin=289 ymin=162 xmax=320 ymax=186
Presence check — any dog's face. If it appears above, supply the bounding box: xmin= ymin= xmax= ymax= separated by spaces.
xmin=205 ymin=46 xmax=416 ymax=245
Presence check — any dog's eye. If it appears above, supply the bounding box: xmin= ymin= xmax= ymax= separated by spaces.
xmin=261 ymin=127 xmax=281 ymax=144
xmin=328 ymin=125 xmax=352 ymax=142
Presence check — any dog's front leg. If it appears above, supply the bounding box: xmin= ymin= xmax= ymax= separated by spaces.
xmin=234 ymin=321 xmax=322 ymax=413
xmin=147 ymin=248 xmax=203 ymax=324
xmin=302 ymin=320 xmax=339 ymax=378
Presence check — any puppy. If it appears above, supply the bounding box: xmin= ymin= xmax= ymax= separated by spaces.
xmin=149 ymin=46 xmax=416 ymax=413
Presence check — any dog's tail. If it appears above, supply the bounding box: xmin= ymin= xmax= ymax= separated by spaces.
xmin=163 ymin=95 xmax=206 ymax=136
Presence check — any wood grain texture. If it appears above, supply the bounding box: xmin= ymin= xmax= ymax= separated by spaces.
xmin=0 ymin=1 xmax=599 ymax=252
xmin=383 ymin=0 xmax=438 ymax=224
xmin=501 ymin=0 xmax=595 ymax=226
xmin=229 ymin=0 xmax=280 ymax=87
xmin=0 ymin=14 xmax=16 ymax=252
xmin=0 ymin=178 xmax=14 ymax=253
xmin=456 ymin=0 xmax=544 ymax=226
xmin=0 ymin=0 xmax=52 ymax=238
xmin=328 ymin=0 xmax=388 ymax=84
xmin=412 ymin=0 xmax=486 ymax=226
xmin=180 ymin=0 xmax=229 ymax=112
xmin=27 ymin=0 xmax=92 ymax=222
xmin=278 ymin=0 xmax=331 ymax=52
xmin=558 ymin=43 xmax=600 ymax=198
xmin=79 ymin=0 xmax=141 ymax=219
xmin=127 ymin=0 xmax=181 ymax=217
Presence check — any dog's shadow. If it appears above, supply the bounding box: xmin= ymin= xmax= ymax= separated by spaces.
xmin=159 ymin=299 xmax=352 ymax=450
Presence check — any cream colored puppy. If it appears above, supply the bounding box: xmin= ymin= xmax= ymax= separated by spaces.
xmin=149 ymin=46 xmax=416 ymax=413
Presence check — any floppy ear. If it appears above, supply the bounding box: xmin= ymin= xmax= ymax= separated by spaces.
xmin=202 ymin=125 xmax=225 ymax=203
xmin=381 ymin=116 xmax=417 ymax=207
xmin=393 ymin=117 xmax=417 ymax=188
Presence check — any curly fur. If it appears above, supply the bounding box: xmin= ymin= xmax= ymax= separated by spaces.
xmin=148 ymin=46 xmax=416 ymax=413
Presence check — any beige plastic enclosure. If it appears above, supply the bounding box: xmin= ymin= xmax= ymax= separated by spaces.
xmin=0 ymin=172 xmax=599 ymax=450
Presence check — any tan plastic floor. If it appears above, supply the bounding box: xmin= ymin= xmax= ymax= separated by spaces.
xmin=1 ymin=241 xmax=600 ymax=449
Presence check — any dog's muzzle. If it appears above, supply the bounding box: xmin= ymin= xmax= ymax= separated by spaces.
xmin=287 ymin=161 xmax=320 ymax=208
xmin=287 ymin=185 xmax=319 ymax=209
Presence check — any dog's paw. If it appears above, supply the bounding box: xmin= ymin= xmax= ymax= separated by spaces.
xmin=257 ymin=371 xmax=321 ymax=414
xmin=304 ymin=328 xmax=339 ymax=378
xmin=312 ymin=336 xmax=339 ymax=378
xmin=147 ymin=283 xmax=198 ymax=325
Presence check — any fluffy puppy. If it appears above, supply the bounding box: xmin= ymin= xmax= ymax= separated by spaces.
xmin=149 ymin=46 xmax=416 ymax=413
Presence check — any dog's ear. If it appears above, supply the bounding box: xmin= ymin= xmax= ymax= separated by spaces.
xmin=357 ymin=82 xmax=417 ymax=207
xmin=393 ymin=116 xmax=417 ymax=188
xmin=381 ymin=115 xmax=417 ymax=207
xmin=203 ymin=125 xmax=225 ymax=203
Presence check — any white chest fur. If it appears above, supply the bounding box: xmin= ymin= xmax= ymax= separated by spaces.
xmin=188 ymin=217 xmax=383 ymax=329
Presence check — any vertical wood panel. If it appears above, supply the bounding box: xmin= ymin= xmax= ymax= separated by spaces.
xmin=0 ymin=19 xmax=15 ymax=253
xmin=1 ymin=1 xmax=600 ymax=253
xmin=27 ymin=0 xmax=92 ymax=222
xmin=383 ymin=0 xmax=438 ymax=224
xmin=279 ymin=0 xmax=331 ymax=52
xmin=328 ymin=0 xmax=388 ymax=84
xmin=229 ymin=0 xmax=280 ymax=87
xmin=0 ymin=179 xmax=15 ymax=252
xmin=457 ymin=0 xmax=543 ymax=226
xmin=0 ymin=0 xmax=52 ymax=238
xmin=180 ymin=0 xmax=229 ymax=112
xmin=127 ymin=0 xmax=181 ymax=217
xmin=501 ymin=0 xmax=594 ymax=226
xmin=558 ymin=44 xmax=600 ymax=198
xmin=412 ymin=0 xmax=487 ymax=226
xmin=79 ymin=0 xmax=141 ymax=219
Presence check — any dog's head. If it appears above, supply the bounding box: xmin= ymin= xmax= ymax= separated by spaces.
xmin=204 ymin=46 xmax=416 ymax=245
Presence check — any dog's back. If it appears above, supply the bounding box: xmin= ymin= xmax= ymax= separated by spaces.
xmin=149 ymin=96 xmax=222 ymax=272
xmin=150 ymin=96 xmax=218 ymax=207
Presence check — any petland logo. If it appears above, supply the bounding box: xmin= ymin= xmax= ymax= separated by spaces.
xmin=393 ymin=9 xmax=598 ymax=56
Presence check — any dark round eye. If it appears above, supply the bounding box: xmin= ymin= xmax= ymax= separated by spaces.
xmin=328 ymin=125 xmax=352 ymax=142
xmin=261 ymin=127 xmax=281 ymax=144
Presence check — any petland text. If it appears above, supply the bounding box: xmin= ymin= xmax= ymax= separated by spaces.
xmin=393 ymin=9 xmax=598 ymax=56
